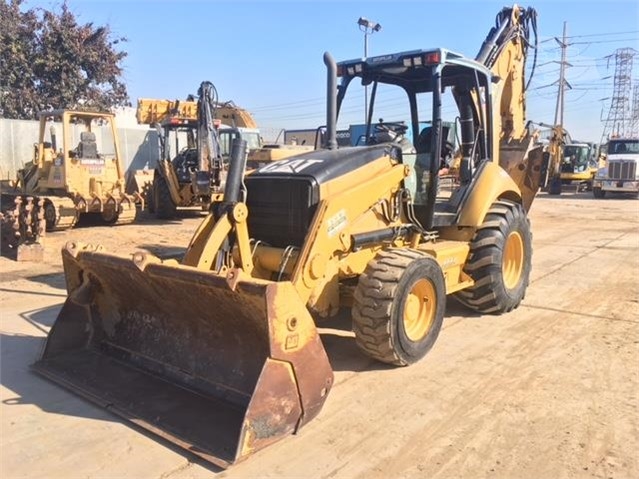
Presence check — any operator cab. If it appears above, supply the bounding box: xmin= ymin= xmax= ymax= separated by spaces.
xmin=335 ymin=48 xmax=494 ymax=228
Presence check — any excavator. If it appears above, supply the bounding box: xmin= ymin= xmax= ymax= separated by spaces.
xmin=34 ymin=5 xmax=543 ymax=467
xmin=131 ymin=82 xmax=312 ymax=218
xmin=0 ymin=110 xmax=138 ymax=260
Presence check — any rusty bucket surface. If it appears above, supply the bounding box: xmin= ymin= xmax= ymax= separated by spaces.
xmin=33 ymin=243 xmax=333 ymax=468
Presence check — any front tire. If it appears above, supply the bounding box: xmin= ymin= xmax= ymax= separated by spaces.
xmin=593 ymin=187 xmax=606 ymax=198
xmin=154 ymin=174 xmax=177 ymax=219
xmin=455 ymin=199 xmax=532 ymax=314
xmin=145 ymin=183 xmax=155 ymax=214
xmin=352 ymin=249 xmax=445 ymax=366
xmin=548 ymin=177 xmax=562 ymax=195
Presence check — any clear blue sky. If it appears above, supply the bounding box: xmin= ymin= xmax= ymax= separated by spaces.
xmin=22 ymin=0 xmax=639 ymax=142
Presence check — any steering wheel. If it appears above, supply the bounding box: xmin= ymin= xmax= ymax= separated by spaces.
xmin=374 ymin=121 xmax=409 ymax=136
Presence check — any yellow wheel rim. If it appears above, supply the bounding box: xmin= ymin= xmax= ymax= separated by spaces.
xmin=502 ymin=231 xmax=524 ymax=289
xmin=403 ymin=279 xmax=436 ymax=342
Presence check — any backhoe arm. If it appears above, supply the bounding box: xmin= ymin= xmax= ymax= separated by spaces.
xmin=477 ymin=5 xmax=537 ymax=147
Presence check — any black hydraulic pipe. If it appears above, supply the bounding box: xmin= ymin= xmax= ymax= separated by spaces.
xmin=475 ymin=10 xmax=510 ymax=66
xmin=351 ymin=226 xmax=412 ymax=250
xmin=323 ymin=52 xmax=338 ymax=150
xmin=223 ymin=138 xmax=248 ymax=205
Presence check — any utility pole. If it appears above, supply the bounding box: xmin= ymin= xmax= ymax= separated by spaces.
xmin=357 ymin=17 xmax=382 ymax=124
xmin=553 ymin=22 xmax=570 ymax=128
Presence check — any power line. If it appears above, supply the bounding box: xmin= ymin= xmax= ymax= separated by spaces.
xmin=564 ymin=30 xmax=639 ymax=39
xmin=570 ymin=38 xmax=639 ymax=45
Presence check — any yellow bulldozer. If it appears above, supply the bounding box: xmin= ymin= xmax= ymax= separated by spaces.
xmin=34 ymin=5 xmax=545 ymax=467
xmin=0 ymin=110 xmax=138 ymax=260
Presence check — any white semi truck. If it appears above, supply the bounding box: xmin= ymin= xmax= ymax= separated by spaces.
xmin=593 ymin=137 xmax=639 ymax=198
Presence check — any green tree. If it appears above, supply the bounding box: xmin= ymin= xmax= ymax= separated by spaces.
xmin=0 ymin=0 xmax=129 ymax=119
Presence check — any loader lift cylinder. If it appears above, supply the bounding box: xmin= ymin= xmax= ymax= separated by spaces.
xmin=223 ymin=138 xmax=248 ymax=205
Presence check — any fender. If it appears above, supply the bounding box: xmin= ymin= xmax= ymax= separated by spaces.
xmin=456 ymin=161 xmax=522 ymax=227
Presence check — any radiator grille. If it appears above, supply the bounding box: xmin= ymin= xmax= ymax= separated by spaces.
xmin=608 ymin=160 xmax=636 ymax=180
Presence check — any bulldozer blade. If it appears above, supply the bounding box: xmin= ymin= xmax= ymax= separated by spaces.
xmin=32 ymin=242 xmax=334 ymax=468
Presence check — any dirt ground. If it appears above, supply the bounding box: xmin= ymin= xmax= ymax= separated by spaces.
xmin=1 ymin=190 xmax=638 ymax=479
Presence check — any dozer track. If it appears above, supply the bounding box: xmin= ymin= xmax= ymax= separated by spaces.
xmin=44 ymin=196 xmax=78 ymax=231
xmin=113 ymin=200 xmax=137 ymax=225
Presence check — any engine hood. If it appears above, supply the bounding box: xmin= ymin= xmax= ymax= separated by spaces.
xmin=248 ymin=144 xmax=398 ymax=185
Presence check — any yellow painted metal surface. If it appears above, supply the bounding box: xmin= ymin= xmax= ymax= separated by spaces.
xmin=403 ymin=279 xmax=436 ymax=342
xmin=456 ymin=162 xmax=520 ymax=227
xmin=502 ymin=231 xmax=524 ymax=289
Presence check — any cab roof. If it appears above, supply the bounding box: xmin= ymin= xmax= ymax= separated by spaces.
xmin=337 ymin=48 xmax=492 ymax=93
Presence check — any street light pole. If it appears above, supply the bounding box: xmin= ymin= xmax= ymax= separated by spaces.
xmin=358 ymin=17 xmax=382 ymax=124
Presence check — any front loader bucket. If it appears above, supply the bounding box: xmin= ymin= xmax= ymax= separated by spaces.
xmin=33 ymin=243 xmax=334 ymax=468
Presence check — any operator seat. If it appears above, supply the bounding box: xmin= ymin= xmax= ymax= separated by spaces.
xmin=415 ymin=127 xmax=432 ymax=154
xmin=78 ymin=131 xmax=98 ymax=159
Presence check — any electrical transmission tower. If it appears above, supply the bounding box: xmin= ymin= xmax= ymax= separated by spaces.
xmin=631 ymin=82 xmax=639 ymax=137
xmin=601 ymin=48 xmax=637 ymax=141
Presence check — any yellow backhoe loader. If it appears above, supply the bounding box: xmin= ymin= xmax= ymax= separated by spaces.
xmin=130 ymin=82 xmax=312 ymax=219
xmin=0 ymin=110 xmax=138 ymax=260
xmin=34 ymin=5 xmax=545 ymax=467
xmin=130 ymin=82 xmax=245 ymax=218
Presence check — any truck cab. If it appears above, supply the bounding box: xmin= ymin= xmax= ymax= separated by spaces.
xmin=593 ymin=138 xmax=639 ymax=198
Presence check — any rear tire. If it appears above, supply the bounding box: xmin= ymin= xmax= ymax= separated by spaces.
xmin=145 ymin=183 xmax=155 ymax=214
xmin=352 ymin=249 xmax=445 ymax=366
xmin=593 ymin=187 xmax=606 ymax=198
xmin=154 ymin=175 xmax=177 ymax=219
xmin=454 ymin=199 xmax=532 ymax=314
xmin=548 ymin=177 xmax=562 ymax=195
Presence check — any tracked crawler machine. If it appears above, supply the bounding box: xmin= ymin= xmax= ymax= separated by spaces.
xmin=34 ymin=5 xmax=544 ymax=467
xmin=1 ymin=110 xmax=138 ymax=259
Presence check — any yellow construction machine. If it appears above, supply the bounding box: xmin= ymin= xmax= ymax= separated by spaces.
xmin=560 ymin=142 xmax=598 ymax=191
xmin=130 ymin=82 xmax=312 ymax=218
xmin=34 ymin=5 xmax=544 ymax=467
xmin=130 ymin=82 xmax=256 ymax=218
xmin=1 ymin=110 xmax=138 ymax=260
xmin=536 ymin=123 xmax=567 ymax=195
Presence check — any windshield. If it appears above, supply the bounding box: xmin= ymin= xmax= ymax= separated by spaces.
xmin=243 ymin=132 xmax=262 ymax=150
xmin=66 ymin=114 xmax=116 ymax=159
xmin=563 ymin=145 xmax=590 ymax=165
xmin=608 ymin=140 xmax=639 ymax=155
